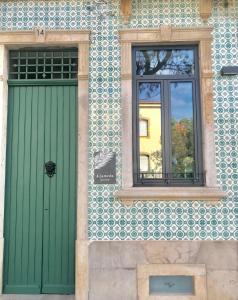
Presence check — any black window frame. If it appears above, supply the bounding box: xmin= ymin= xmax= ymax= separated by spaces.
xmin=132 ymin=44 xmax=204 ymax=186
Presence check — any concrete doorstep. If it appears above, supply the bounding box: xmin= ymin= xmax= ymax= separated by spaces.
xmin=0 ymin=295 xmax=75 ymax=300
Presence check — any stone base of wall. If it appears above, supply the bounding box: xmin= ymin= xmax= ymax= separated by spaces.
xmin=89 ymin=241 xmax=238 ymax=300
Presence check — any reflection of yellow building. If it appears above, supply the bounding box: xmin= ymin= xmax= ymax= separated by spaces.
xmin=139 ymin=102 xmax=162 ymax=174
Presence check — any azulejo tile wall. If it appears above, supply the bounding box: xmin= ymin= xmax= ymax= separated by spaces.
xmin=0 ymin=0 xmax=237 ymax=240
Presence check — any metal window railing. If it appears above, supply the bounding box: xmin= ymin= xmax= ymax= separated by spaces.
xmin=137 ymin=172 xmax=205 ymax=185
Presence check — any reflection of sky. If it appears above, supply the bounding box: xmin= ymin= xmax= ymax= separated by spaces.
xmin=171 ymin=82 xmax=193 ymax=120
xmin=136 ymin=50 xmax=194 ymax=75
xmin=139 ymin=83 xmax=161 ymax=102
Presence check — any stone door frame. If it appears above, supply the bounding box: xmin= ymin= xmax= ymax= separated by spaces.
xmin=0 ymin=29 xmax=90 ymax=300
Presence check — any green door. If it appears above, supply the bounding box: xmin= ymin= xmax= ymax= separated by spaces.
xmin=3 ymin=82 xmax=77 ymax=294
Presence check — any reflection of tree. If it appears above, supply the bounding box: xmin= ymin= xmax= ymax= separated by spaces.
xmin=150 ymin=150 xmax=162 ymax=172
xmin=137 ymin=50 xmax=172 ymax=75
xmin=139 ymin=83 xmax=160 ymax=101
xmin=171 ymin=118 xmax=194 ymax=177
xmin=136 ymin=50 xmax=193 ymax=76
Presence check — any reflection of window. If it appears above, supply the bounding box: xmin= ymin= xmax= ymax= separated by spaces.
xmin=140 ymin=155 xmax=149 ymax=172
xmin=139 ymin=119 xmax=148 ymax=137
xmin=133 ymin=45 xmax=203 ymax=186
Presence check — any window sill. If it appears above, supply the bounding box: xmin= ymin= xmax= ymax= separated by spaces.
xmin=115 ymin=186 xmax=226 ymax=205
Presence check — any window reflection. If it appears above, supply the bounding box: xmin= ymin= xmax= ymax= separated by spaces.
xmin=139 ymin=83 xmax=162 ymax=178
xmin=136 ymin=49 xmax=194 ymax=76
xmin=139 ymin=83 xmax=161 ymax=102
xmin=140 ymin=155 xmax=149 ymax=172
xmin=170 ymin=82 xmax=194 ymax=178
xmin=139 ymin=119 xmax=148 ymax=137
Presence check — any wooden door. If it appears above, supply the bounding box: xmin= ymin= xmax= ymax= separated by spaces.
xmin=3 ymin=83 xmax=77 ymax=294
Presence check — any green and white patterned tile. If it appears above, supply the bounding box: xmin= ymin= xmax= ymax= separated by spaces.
xmin=0 ymin=0 xmax=237 ymax=240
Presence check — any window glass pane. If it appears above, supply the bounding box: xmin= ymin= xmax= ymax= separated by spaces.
xmin=136 ymin=49 xmax=194 ymax=76
xmin=170 ymin=82 xmax=194 ymax=178
xmin=140 ymin=120 xmax=148 ymax=137
xmin=149 ymin=276 xmax=194 ymax=295
xmin=139 ymin=82 xmax=161 ymax=102
xmin=139 ymin=83 xmax=162 ymax=178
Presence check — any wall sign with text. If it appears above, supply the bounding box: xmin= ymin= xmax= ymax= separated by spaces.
xmin=94 ymin=151 xmax=116 ymax=184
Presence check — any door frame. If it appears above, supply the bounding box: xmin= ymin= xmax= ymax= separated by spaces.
xmin=0 ymin=30 xmax=90 ymax=300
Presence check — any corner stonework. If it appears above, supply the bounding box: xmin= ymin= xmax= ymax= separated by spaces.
xmin=0 ymin=45 xmax=8 ymax=294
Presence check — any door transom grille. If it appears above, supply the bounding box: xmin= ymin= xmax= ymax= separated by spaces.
xmin=9 ymin=48 xmax=78 ymax=80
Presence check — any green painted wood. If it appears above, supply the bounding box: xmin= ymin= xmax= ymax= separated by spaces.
xmin=4 ymin=86 xmax=43 ymax=294
xmin=8 ymin=80 xmax=77 ymax=86
xmin=4 ymin=83 xmax=77 ymax=294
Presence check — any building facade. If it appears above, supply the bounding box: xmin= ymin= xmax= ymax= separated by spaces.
xmin=0 ymin=0 xmax=237 ymax=299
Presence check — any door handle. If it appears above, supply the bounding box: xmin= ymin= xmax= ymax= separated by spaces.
xmin=45 ymin=161 xmax=56 ymax=178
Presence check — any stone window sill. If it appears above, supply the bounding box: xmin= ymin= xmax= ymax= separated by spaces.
xmin=115 ymin=186 xmax=226 ymax=205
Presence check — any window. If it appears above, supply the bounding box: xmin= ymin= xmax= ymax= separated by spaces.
xmin=133 ymin=46 xmax=203 ymax=186
xmin=140 ymin=154 xmax=150 ymax=172
xmin=9 ymin=49 xmax=78 ymax=80
xmin=149 ymin=275 xmax=194 ymax=295
xmin=117 ymin=27 xmax=225 ymax=202
xmin=139 ymin=119 xmax=149 ymax=137
xmin=137 ymin=264 xmax=207 ymax=300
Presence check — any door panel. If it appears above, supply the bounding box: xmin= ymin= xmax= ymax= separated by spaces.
xmin=41 ymin=85 xmax=77 ymax=294
xmin=4 ymin=84 xmax=77 ymax=294
xmin=4 ymin=86 xmax=44 ymax=294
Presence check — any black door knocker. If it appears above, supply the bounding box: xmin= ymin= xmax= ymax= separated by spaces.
xmin=45 ymin=161 xmax=56 ymax=178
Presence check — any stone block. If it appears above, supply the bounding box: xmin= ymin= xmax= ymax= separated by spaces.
xmin=89 ymin=241 xmax=146 ymax=269
xmin=207 ymin=270 xmax=238 ymax=300
xmin=192 ymin=241 xmax=238 ymax=270
xmin=143 ymin=241 xmax=201 ymax=264
xmin=89 ymin=269 xmax=137 ymax=300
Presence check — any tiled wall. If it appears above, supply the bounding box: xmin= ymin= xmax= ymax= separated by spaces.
xmin=0 ymin=0 xmax=237 ymax=240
